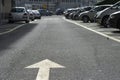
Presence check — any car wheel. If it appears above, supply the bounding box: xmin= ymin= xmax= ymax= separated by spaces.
xmin=8 ymin=20 xmax=14 ymax=23
xmin=117 ymin=19 xmax=120 ymax=29
xmin=25 ymin=20 xmax=29 ymax=23
xmin=75 ymin=16 xmax=78 ymax=20
xmin=102 ymin=17 xmax=109 ymax=28
xmin=82 ymin=16 xmax=89 ymax=23
xmin=32 ymin=19 xmax=34 ymax=21
xmin=39 ymin=17 xmax=41 ymax=19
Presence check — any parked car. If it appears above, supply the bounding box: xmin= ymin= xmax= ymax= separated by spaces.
xmin=56 ymin=8 xmax=64 ymax=15
xmin=32 ymin=10 xmax=41 ymax=19
xmin=95 ymin=1 xmax=120 ymax=27
xmin=38 ymin=9 xmax=51 ymax=16
xmin=79 ymin=5 xmax=111 ymax=23
xmin=64 ymin=8 xmax=80 ymax=19
xmin=108 ymin=11 xmax=120 ymax=29
xmin=9 ymin=7 xmax=30 ymax=23
xmin=69 ymin=9 xmax=79 ymax=19
xmin=27 ymin=9 xmax=35 ymax=21
xmin=72 ymin=6 xmax=93 ymax=20
xmin=47 ymin=10 xmax=54 ymax=16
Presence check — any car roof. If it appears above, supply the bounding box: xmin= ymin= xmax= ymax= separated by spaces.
xmin=12 ymin=7 xmax=26 ymax=9
xmin=97 ymin=5 xmax=113 ymax=7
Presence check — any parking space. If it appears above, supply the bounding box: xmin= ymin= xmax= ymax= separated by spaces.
xmin=64 ymin=18 xmax=120 ymax=42
xmin=0 ymin=23 xmax=25 ymax=35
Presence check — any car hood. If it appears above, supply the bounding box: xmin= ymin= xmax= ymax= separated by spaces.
xmin=80 ymin=11 xmax=89 ymax=15
xmin=112 ymin=11 xmax=120 ymax=15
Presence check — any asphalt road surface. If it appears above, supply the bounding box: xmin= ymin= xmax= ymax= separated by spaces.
xmin=0 ymin=16 xmax=120 ymax=80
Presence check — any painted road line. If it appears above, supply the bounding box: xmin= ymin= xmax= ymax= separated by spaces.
xmin=63 ymin=17 xmax=120 ymax=43
xmin=0 ymin=24 xmax=25 ymax=36
xmin=26 ymin=59 xmax=65 ymax=80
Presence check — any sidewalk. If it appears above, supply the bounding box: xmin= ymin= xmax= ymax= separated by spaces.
xmin=0 ymin=23 xmax=25 ymax=35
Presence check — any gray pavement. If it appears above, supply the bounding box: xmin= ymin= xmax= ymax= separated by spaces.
xmin=0 ymin=16 xmax=120 ymax=80
xmin=0 ymin=23 xmax=23 ymax=32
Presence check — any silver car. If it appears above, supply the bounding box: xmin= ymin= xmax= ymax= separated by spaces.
xmin=79 ymin=5 xmax=112 ymax=23
xmin=27 ymin=9 xmax=35 ymax=21
xmin=32 ymin=10 xmax=41 ymax=19
xmin=9 ymin=7 xmax=30 ymax=23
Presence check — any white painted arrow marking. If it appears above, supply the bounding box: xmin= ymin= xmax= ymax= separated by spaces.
xmin=26 ymin=59 xmax=65 ymax=80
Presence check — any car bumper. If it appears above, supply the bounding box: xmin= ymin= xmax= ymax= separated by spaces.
xmin=34 ymin=15 xmax=41 ymax=18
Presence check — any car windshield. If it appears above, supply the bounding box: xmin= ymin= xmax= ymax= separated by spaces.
xmin=112 ymin=1 xmax=120 ymax=7
xmin=84 ymin=7 xmax=92 ymax=11
xmin=11 ymin=8 xmax=25 ymax=12
xmin=93 ymin=6 xmax=109 ymax=11
xmin=112 ymin=1 xmax=120 ymax=9
xmin=33 ymin=10 xmax=39 ymax=13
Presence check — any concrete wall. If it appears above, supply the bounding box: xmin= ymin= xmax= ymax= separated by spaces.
xmin=0 ymin=0 xmax=3 ymax=24
xmin=0 ymin=0 xmax=12 ymax=25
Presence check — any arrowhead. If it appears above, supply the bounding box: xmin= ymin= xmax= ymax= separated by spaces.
xmin=26 ymin=59 xmax=65 ymax=69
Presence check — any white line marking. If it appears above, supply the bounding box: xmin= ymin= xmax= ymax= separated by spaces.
xmin=63 ymin=17 xmax=120 ymax=43
xmin=26 ymin=59 xmax=65 ymax=80
xmin=0 ymin=24 xmax=25 ymax=35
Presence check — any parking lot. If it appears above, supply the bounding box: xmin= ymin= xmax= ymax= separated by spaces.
xmin=64 ymin=17 xmax=120 ymax=43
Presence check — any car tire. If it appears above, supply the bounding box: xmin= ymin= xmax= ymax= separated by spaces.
xmin=117 ymin=19 xmax=120 ymax=29
xmin=82 ymin=16 xmax=89 ymax=23
xmin=8 ymin=20 xmax=14 ymax=23
xmin=32 ymin=19 xmax=34 ymax=21
xmin=75 ymin=16 xmax=78 ymax=20
xmin=102 ymin=17 xmax=109 ymax=28
xmin=25 ymin=20 xmax=29 ymax=23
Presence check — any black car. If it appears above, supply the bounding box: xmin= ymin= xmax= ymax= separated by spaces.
xmin=56 ymin=8 xmax=64 ymax=15
xmin=64 ymin=8 xmax=79 ymax=19
xmin=69 ymin=10 xmax=79 ymax=19
xmin=38 ymin=9 xmax=50 ymax=16
xmin=72 ymin=6 xmax=93 ymax=20
xmin=108 ymin=11 xmax=120 ymax=29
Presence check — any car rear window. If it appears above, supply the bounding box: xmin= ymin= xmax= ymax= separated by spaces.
xmin=11 ymin=8 xmax=25 ymax=12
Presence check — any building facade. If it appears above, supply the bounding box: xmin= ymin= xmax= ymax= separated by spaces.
xmin=14 ymin=0 xmax=100 ymax=11
xmin=0 ymin=0 xmax=12 ymax=25
xmin=14 ymin=0 xmax=97 ymax=11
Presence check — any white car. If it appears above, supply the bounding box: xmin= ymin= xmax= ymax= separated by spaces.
xmin=27 ymin=9 xmax=35 ymax=21
xmin=32 ymin=10 xmax=41 ymax=19
xmin=9 ymin=7 xmax=30 ymax=23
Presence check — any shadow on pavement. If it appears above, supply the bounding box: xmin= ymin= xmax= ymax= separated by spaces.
xmin=0 ymin=23 xmax=38 ymax=53
xmin=112 ymin=30 xmax=120 ymax=33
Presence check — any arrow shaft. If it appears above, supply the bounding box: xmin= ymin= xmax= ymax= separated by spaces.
xmin=36 ymin=68 xmax=50 ymax=80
